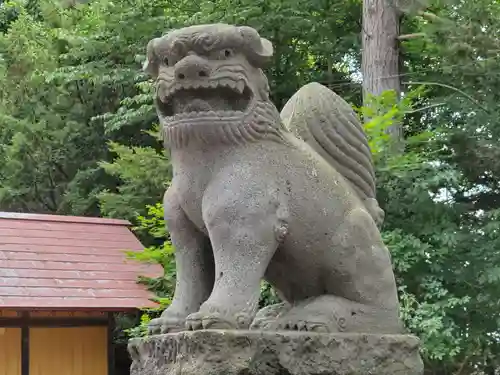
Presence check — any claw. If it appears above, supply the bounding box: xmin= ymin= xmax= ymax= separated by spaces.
xmin=296 ymin=320 xmax=307 ymax=331
xmin=160 ymin=324 xmax=171 ymax=334
xmin=148 ymin=318 xmax=163 ymax=335
xmin=202 ymin=315 xmax=234 ymax=330
xmin=185 ymin=313 xmax=203 ymax=331
xmin=185 ymin=305 xmax=252 ymax=330
xmin=309 ymin=323 xmax=329 ymax=333
xmin=275 ymin=316 xmax=332 ymax=333
xmin=250 ymin=319 xmax=272 ymax=330
xmin=148 ymin=315 xmax=186 ymax=335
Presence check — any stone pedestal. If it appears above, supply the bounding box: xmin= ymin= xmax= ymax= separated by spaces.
xmin=128 ymin=330 xmax=424 ymax=375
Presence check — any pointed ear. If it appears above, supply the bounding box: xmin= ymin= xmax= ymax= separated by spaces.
xmin=257 ymin=37 xmax=274 ymax=63
xmin=143 ymin=38 xmax=160 ymax=78
xmin=237 ymin=26 xmax=273 ymax=67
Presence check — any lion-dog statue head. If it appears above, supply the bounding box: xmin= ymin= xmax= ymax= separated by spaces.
xmin=144 ymin=24 xmax=284 ymax=147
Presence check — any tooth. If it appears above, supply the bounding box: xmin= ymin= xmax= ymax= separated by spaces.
xmin=236 ymin=81 xmax=244 ymax=93
xmin=161 ymin=87 xmax=170 ymax=98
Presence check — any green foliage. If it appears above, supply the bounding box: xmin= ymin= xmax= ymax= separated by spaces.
xmin=127 ymin=203 xmax=175 ymax=296
xmin=121 ymin=203 xmax=174 ymax=338
xmin=259 ymin=281 xmax=282 ymax=308
xmin=123 ymin=312 xmax=154 ymax=339
xmin=98 ymin=142 xmax=171 ymax=222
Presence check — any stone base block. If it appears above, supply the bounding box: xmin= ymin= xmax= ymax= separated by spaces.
xmin=128 ymin=330 xmax=424 ymax=375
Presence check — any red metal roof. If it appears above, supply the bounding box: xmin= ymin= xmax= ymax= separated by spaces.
xmin=0 ymin=212 xmax=163 ymax=311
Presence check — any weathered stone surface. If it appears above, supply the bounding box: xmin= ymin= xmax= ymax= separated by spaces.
xmin=144 ymin=23 xmax=404 ymax=337
xmin=128 ymin=330 xmax=424 ymax=375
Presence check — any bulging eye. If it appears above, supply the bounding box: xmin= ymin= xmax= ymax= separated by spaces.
xmin=214 ymin=49 xmax=233 ymax=59
xmin=163 ymin=55 xmax=179 ymax=67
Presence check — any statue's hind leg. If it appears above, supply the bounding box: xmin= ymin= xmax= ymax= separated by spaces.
xmin=270 ymin=295 xmax=403 ymax=333
xmin=271 ymin=207 xmax=402 ymax=334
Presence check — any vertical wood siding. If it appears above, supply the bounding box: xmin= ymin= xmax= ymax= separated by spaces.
xmin=0 ymin=328 xmax=21 ymax=375
xmin=29 ymin=327 xmax=107 ymax=375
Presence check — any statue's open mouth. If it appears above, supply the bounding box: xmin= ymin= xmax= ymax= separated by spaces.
xmin=156 ymin=80 xmax=253 ymax=122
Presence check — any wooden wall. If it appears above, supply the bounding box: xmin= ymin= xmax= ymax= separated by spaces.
xmin=30 ymin=327 xmax=108 ymax=375
xmin=0 ymin=327 xmax=21 ymax=375
xmin=0 ymin=310 xmax=110 ymax=375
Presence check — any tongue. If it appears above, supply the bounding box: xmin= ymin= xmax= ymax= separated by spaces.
xmin=184 ymin=99 xmax=212 ymax=112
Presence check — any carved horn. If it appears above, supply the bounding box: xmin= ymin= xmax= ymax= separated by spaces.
xmin=237 ymin=26 xmax=273 ymax=67
xmin=143 ymin=38 xmax=160 ymax=78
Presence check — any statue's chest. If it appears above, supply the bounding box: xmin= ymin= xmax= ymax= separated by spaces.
xmin=173 ymin=168 xmax=210 ymax=233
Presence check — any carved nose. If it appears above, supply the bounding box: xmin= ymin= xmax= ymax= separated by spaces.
xmin=174 ymin=55 xmax=211 ymax=80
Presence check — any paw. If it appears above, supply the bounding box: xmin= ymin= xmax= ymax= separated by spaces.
xmin=273 ymin=318 xmax=331 ymax=333
xmin=185 ymin=304 xmax=254 ymax=330
xmin=185 ymin=311 xmax=236 ymax=330
xmin=270 ymin=305 xmax=339 ymax=333
xmin=249 ymin=315 xmax=275 ymax=330
xmin=250 ymin=302 xmax=290 ymax=330
xmin=148 ymin=311 xmax=187 ymax=335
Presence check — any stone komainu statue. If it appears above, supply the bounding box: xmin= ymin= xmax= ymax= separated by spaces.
xmin=144 ymin=24 xmax=402 ymax=334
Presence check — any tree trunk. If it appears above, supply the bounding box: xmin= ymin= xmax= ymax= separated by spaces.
xmin=362 ymin=0 xmax=402 ymax=146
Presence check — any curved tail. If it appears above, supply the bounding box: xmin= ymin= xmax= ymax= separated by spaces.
xmin=280 ymin=82 xmax=384 ymax=227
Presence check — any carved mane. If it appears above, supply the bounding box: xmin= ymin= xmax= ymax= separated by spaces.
xmin=160 ymin=101 xmax=286 ymax=148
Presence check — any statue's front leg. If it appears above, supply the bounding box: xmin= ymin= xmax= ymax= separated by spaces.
xmin=185 ymin=197 xmax=283 ymax=330
xmin=148 ymin=190 xmax=214 ymax=334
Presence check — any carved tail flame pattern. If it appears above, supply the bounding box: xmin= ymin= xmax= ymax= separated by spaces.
xmin=280 ymin=82 xmax=384 ymax=226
